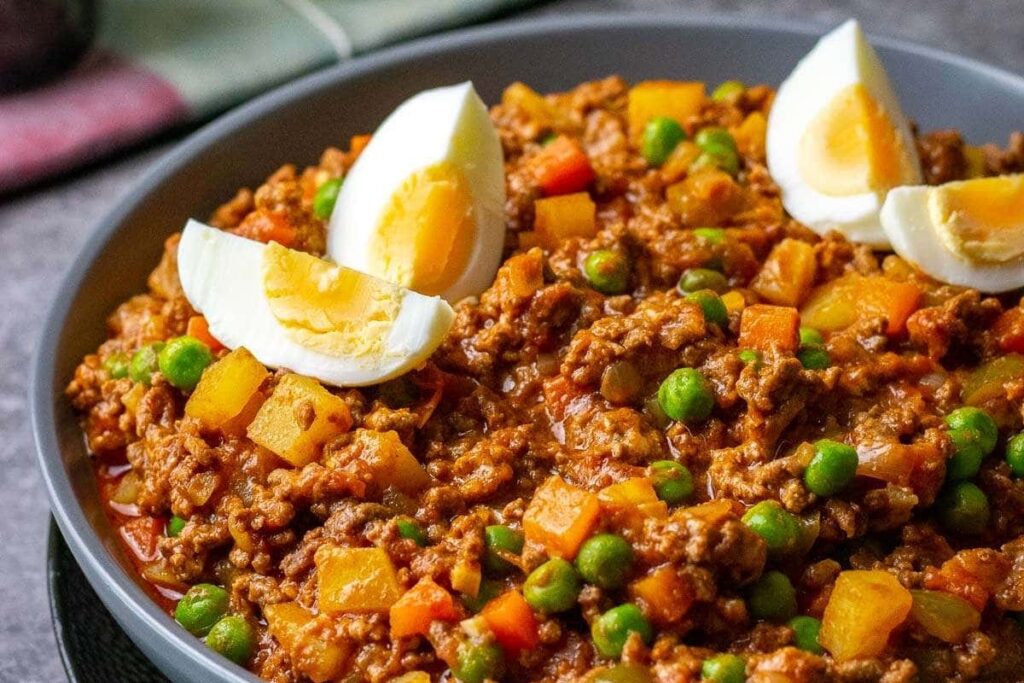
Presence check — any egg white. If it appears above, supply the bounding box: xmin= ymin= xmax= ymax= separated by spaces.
xmin=881 ymin=185 xmax=1024 ymax=293
xmin=177 ymin=220 xmax=454 ymax=387
xmin=326 ymin=81 xmax=506 ymax=303
xmin=767 ymin=19 xmax=921 ymax=248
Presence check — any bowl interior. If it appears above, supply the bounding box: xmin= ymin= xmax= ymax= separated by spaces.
xmin=34 ymin=14 xmax=1024 ymax=683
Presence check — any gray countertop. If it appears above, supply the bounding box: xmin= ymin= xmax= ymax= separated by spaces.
xmin=1 ymin=1 xmax=1021 ymax=681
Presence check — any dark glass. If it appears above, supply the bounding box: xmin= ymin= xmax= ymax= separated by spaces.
xmin=0 ymin=0 xmax=96 ymax=92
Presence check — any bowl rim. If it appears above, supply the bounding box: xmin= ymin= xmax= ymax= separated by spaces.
xmin=30 ymin=11 xmax=1024 ymax=682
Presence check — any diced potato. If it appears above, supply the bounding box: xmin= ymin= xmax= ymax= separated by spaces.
xmin=389 ymin=577 xmax=458 ymax=638
xmin=910 ymin=590 xmax=980 ymax=643
xmin=666 ymin=169 xmax=746 ymax=226
xmin=315 ymin=545 xmax=402 ymax=614
xmin=751 ymin=238 xmax=817 ymax=306
xmin=732 ymin=111 xmax=767 ymax=161
xmin=660 ymin=140 xmax=702 ymax=184
xmin=451 ymin=560 xmax=482 ymax=598
xmin=247 ymin=374 xmax=353 ymax=466
xmin=598 ymin=478 xmax=667 ymax=521
xmin=820 ymin=570 xmax=912 ymax=662
xmin=523 ymin=475 xmax=600 ymax=559
xmin=391 ymin=673 xmax=432 ymax=683
xmin=264 ymin=601 xmax=348 ymax=683
xmin=351 ymin=429 xmax=430 ymax=495
xmin=627 ymin=80 xmax=706 ymax=138
xmin=185 ymin=347 xmax=269 ymax=432
xmin=533 ymin=192 xmax=596 ymax=249
xmin=502 ymin=82 xmax=570 ymax=130
xmin=630 ymin=566 xmax=694 ymax=625
xmin=801 ymin=274 xmax=921 ymax=336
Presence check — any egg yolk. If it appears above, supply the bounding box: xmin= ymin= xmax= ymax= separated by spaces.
xmin=262 ymin=242 xmax=402 ymax=357
xmin=370 ymin=161 xmax=475 ymax=296
xmin=799 ymin=83 xmax=910 ymax=196
xmin=929 ymin=175 xmax=1024 ymax=263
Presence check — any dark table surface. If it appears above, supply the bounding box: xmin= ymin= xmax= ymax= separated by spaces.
xmin=2 ymin=1 xmax=1021 ymax=681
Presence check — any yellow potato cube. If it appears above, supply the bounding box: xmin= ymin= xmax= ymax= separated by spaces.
xmin=627 ymin=80 xmax=706 ymax=139
xmin=315 ymin=545 xmax=402 ymax=614
xmin=352 ymin=430 xmax=430 ymax=495
xmin=264 ymin=602 xmax=348 ymax=683
xmin=185 ymin=347 xmax=268 ymax=432
xmin=247 ymin=374 xmax=352 ymax=466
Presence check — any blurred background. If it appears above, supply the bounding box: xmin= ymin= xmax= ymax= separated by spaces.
xmin=0 ymin=1 xmax=1021 ymax=682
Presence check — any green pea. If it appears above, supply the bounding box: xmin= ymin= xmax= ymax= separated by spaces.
xmin=167 ymin=515 xmax=186 ymax=538
xmin=650 ymin=460 xmax=694 ymax=505
xmin=397 ymin=519 xmax=427 ymax=547
xmin=583 ymin=250 xmax=631 ymax=295
xmin=592 ymin=664 xmax=655 ymax=683
xmin=691 ymin=148 xmax=740 ymax=176
xmin=129 ymin=343 xmax=164 ymax=385
xmin=686 ymin=290 xmax=729 ymax=327
xmin=591 ymin=603 xmax=653 ymax=659
xmin=575 ymin=534 xmax=633 ymax=589
xmin=205 ymin=615 xmax=255 ymax=666
xmin=103 ymin=352 xmax=130 ymax=379
xmin=678 ymin=268 xmax=729 ymax=294
xmin=798 ymin=327 xmax=824 ymax=347
xmin=312 ymin=177 xmax=344 ymax=219
xmin=657 ymin=368 xmax=715 ymax=422
xmin=937 ymin=481 xmax=990 ymax=535
xmin=711 ymin=80 xmax=745 ymax=103
xmin=484 ymin=525 xmax=524 ymax=575
xmin=748 ymin=570 xmax=797 ymax=621
xmin=693 ymin=227 xmax=726 ymax=244
xmin=945 ymin=407 xmax=999 ymax=480
xmin=742 ymin=500 xmax=802 ymax=555
xmin=1007 ymin=432 xmax=1024 ymax=477
xmin=788 ymin=615 xmax=823 ymax=654
xmin=695 ymin=127 xmax=738 ymax=154
xmin=454 ymin=641 xmax=506 ymax=683
xmin=641 ymin=116 xmax=687 ymax=167
xmin=804 ymin=439 xmax=858 ymax=496
xmin=539 ymin=131 xmax=558 ymax=146
xmin=524 ymin=558 xmax=581 ymax=613
xmin=797 ymin=346 xmax=830 ymax=370
xmin=461 ymin=579 xmax=502 ymax=613
xmin=158 ymin=336 xmax=213 ymax=391
xmin=700 ymin=653 xmax=746 ymax=683
xmin=738 ymin=349 xmax=763 ymax=369
xmin=175 ymin=583 xmax=229 ymax=636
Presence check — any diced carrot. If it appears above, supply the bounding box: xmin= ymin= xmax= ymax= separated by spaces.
xmin=627 ymin=80 xmax=706 ymax=138
xmin=523 ymin=475 xmax=601 ymax=559
xmin=751 ymin=238 xmax=817 ymax=307
xmin=186 ymin=315 xmax=224 ymax=352
xmin=738 ymin=304 xmax=800 ymax=353
xmin=390 ymin=577 xmax=458 ymax=638
xmin=533 ymin=136 xmax=595 ymax=196
xmin=923 ymin=550 xmax=1011 ymax=611
xmin=820 ymin=570 xmax=912 ymax=662
xmin=233 ymin=211 xmax=297 ymax=248
xmin=482 ymin=590 xmax=539 ymax=651
xmin=855 ymin=440 xmax=945 ymax=500
xmin=496 ymin=249 xmax=545 ymax=300
xmin=801 ymin=274 xmax=921 ymax=336
xmin=630 ymin=566 xmax=694 ymax=626
xmin=533 ymin=192 xmax=597 ymax=249
xmin=994 ymin=306 xmax=1024 ymax=353
xmin=598 ymin=478 xmax=668 ymax=521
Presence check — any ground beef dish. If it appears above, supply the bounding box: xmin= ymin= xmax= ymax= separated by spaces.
xmin=67 ymin=76 xmax=1024 ymax=683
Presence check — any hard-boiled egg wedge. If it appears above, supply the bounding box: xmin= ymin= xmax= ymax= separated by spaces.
xmin=326 ymin=82 xmax=505 ymax=303
xmin=178 ymin=220 xmax=454 ymax=387
xmin=881 ymin=175 xmax=1024 ymax=292
xmin=767 ymin=19 xmax=921 ymax=247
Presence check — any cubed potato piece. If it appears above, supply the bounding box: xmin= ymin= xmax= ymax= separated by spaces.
xmin=185 ymin=347 xmax=268 ymax=432
xmin=315 ymin=545 xmax=402 ymax=614
xmin=523 ymin=475 xmax=600 ymax=560
xmin=751 ymin=238 xmax=817 ymax=307
xmin=598 ymin=478 xmax=667 ymax=521
xmin=801 ymin=274 xmax=921 ymax=336
xmin=264 ymin=602 xmax=348 ymax=683
xmin=247 ymin=374 xmax=353 ymax=466
xmin=627 ymin=80 xmax=706 ymax=139
xmin=352 ymin=429 xmax=430 ymax=494
xmin=820 ymin=570 xmax=912 ymax=662
xmin=630 ymin=566 xmax=694 ymax=625
xmin=533 ymin=192 xmax=596 ymax=249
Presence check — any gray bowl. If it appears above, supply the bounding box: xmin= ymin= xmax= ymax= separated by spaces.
xmin=31 ymin=13 xmax=1024 ymax=683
